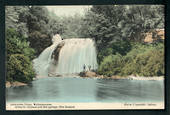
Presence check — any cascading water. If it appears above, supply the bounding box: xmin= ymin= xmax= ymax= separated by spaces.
xmin=54 ymin=38 xmax=98 ymax=75
xmin=33 ymin=34 xmax=62 ymax=77
xmin=33 ymin=35 xmax=98 ymax=77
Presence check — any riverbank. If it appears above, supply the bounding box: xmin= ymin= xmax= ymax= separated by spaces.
xmin=6 ymin=72 xmax=164 ymax=88
xmin=79 ymin=71 xmax=164 ymax=80
xmin=6 ymin=81 xmax=27 ymax=88
xmin=84 ymin=75 xmax=164 ymax=80
xmin=49 ymin=71 xmax=164 ymax=81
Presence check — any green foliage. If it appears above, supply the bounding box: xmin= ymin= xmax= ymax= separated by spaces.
xmin=98 ymin=54 xmax=124 ymax=76
xmin=6 ymin=29 xmax=35 ymax=60
xmin=51 ymin=14 xmax=86 ymax=39
xmin=6 ymin=6 xmax=65 ymax=56
xmin=7 ymin=54 xmax=35 ymax=83
xmin=49 ymin=18 xmax=65 ymax=35
xmin=141 ymin=50 xmax=164 ymax=76
xmin=28 ymin=31 xmax=52 ymax=55
xmin=122 ymin=46 xmax=164 ymax=76
xmin=82 ymin=5 xmax=164 ymax=68
xmin=6 ymin=6 xmax=30 ymax=38
xmin=98 ymin=43 xmax=164 ymax=77
xmin=26 ymin=6 xmax=53 ymax=55
xmin=97 ymin=40 xmax=132 ymax=64
xmin=6 ymin=28 xmax=36 ymax=83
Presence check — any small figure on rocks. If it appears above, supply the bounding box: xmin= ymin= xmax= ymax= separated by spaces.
xmin=83 ymin=64 xmax=86 ymax=72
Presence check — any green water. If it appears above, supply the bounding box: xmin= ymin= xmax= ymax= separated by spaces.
xmin=6 ymin=77 xmax=164 ymax=103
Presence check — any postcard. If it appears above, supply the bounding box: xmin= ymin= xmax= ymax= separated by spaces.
xmin=6 ymin=5 xmax=165 ymax=110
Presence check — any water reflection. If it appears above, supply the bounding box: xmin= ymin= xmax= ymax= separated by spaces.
xmin=6 ymin=78 xmax=60 ymax=102
xmin=96 ymin=79 xmax=164 ymax=102
xmin=56 ymin=77 xmax=97 ymax=102
xmin=6 ymin=77 xmax=164 ymax=103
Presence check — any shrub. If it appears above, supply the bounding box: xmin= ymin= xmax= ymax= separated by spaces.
xmin=97 ymin=42 xmax=164 ymax=77
xmin=7 ymin=54 xmax=35 ymax=83
xmin=141 ymin=49 xmax=164 ymax=76
xmin=97 ymin=53 xmax=124 ymax=76
xmin=97 ymin=40 xmax=132 ymax=64
xmin=6 ymin=28 xmax=36 ymax=83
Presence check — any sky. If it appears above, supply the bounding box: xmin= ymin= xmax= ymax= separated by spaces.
xmin=46 ymin=5 xmax=92 ymax=17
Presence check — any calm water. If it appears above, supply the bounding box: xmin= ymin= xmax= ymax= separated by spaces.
xmin=6 ymin=77 xmax=164 ymax=103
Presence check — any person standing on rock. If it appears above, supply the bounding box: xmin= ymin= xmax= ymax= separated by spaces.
xmin=83 ymin=64 xmax=86 ymax=72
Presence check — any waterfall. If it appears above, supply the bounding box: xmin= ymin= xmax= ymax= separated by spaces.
xmin=54 ymin=38 xmax=98 ymax=75
xmin=33 ymin=34 xmax=62 ymax=77
xmin=33 ymin=36 xmax=98 ymax=77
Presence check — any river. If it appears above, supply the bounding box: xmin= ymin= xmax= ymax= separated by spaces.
xmin=6 ymin=76 xmax=164 ymax=103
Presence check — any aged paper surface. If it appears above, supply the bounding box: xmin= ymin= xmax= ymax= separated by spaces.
xmin=6 ymin=102 xmax=164 ymax=110
xmin=6 ymin=5 xmax=165 ymax=110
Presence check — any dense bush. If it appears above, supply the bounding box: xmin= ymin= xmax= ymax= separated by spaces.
xmin=97 ymin=40 xmax=132 ymax=64
xmin=138 ymin=49 xmax=164 ymax=76
xmin=97 ymin=43 xmax=164 ymax=77
xmin=6 ymin=28 xmax=36 ymax=83
xmin=82 ymin=5 xmax=164 ymax=69
xmin=97 ymin=53 xmax=124 ymax=76
xmin=26 ymin=6 xmax=53 ymax=56
xmin=28 ymin=31 xmax=52 ymax=55
xmin=7 ymin=54 xmax=35 ymax=83
xmin=6 ymin=6 xmax=65 ymax=56
xmin=6 ymin=29 xmax=35 ymax=59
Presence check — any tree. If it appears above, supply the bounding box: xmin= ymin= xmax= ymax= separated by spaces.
xmin=6 ymin=28 xmax=36 ymax=83
xmin=26 ymin=6 xmax=53 ymax=55
xmin=5 ymin=6 xmax=30 ymax=38
xmin=82 ymin=5 xmax=164 ymax=64
xmin=55 ymin=14 xmax=85 ymax=39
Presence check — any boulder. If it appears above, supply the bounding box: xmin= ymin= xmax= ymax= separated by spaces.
xmin=85 ymin=71 xmax=97 ymax=77
xmin=111 ymin=75 xmax=122 ymax=79
xmin=48 ymin=73 xmax=62 ymax=77
xmin=79 ymin=71 xmax=97 ymax=77
xmin=6 ymin=81 xmax=11 ymax=88
xmin=11 ymin=81 xmax=27 ymax=87
xmin=6 ymin=81 xmax=27 ymax=88
xmin=51 ymin=41 xmax=65 ymax=63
